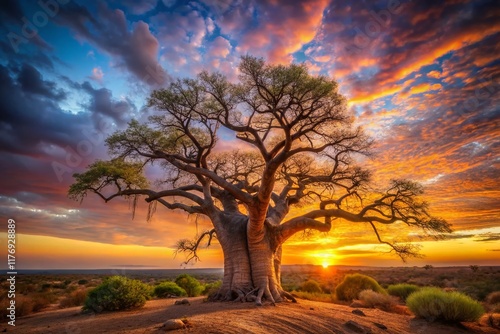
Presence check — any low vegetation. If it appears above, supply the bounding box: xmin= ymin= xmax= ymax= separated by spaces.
xmin=175 ymin=274 xmax=204 ymax=297
xmin=485 ymin=291 xmax=500 ymax=313
xmin=59 ymin=289 xmax=89 ymax=308
xmin=291 ymin=291 xmax=336 ymax=303
xmin=300 ymin=280 xmax=323 ymax=293
xmin=335 ymin=274 xmax=386 ymax=301
xmin=83 ymin=276 xmax=152 ymax=313
xmin=387 ymin=283 xmax=420 ymax=301
xmin=154 ymin=282 xmax=187 ymax=298
xmin=202 ymin=280 xmax=222 ymax=298
xmin=358 ymin=289 xmax=397 ymax=311
xmin=407 ymin=287 xmax=484 ymax=322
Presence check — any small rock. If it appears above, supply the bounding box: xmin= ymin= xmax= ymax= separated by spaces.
xmin=352 ymin=309 xmax=366 ymax=316
xmin=174 ymin=298 xmax=190 ymax=305
xmin=310 ymin=307 xmax=315 ymax=310
xmin=373 ymin=322 xmax=387 ymax=330
xmin=344 ymin=320 xmax=371 ymax=334
xmin=162 ymin=319 xmax=186 ymax=331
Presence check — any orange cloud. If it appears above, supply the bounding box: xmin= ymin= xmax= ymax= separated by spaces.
xmin=427 ymin=70 xmax=441 ymax=79
xmin=238 ymin=0 xmax=329 ymax=63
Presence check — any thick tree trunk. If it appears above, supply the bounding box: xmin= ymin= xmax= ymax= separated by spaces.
xmin=210 ymin=213 xmax=253 ymax=301
xmin=211 ymin=214 xmax=295 ymax=305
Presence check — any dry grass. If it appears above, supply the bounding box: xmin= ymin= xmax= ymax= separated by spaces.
xmin=358 ymin=289 xmax=398 ymax=312
xmin=292 ymin=291 xmax=337 ymax=303
xmin=59 ymin=289 xmax=89 ymax=308
xmin=34 ymin=293 xmax=57 ymax=312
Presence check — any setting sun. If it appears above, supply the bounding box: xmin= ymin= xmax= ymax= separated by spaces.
xmin=322 ymin=261 xmax=329 ymax=269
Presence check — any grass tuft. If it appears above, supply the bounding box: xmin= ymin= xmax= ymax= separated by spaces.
xmin=387 ymin=283 xmax=421 ymax=301
xmin=407 ymin=287 xmax=484 ymax=322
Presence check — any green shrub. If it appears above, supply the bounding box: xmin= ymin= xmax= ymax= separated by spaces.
xmin=300 ymin=280 xmax=322 ymax=294
xmin=202 ymin=280 xmax=222 ymax=297
xmin=154 ymin=282 xmax=186 ymax=298
xmin=359 ymin=290 xmax=397 ymax=311
xmin=407 ymin=287 xmax=484 ymax=322
xmin=175 ymin=274 xmax=203 ymax=297
xmin=83 ymin=276 xmax=152 ymax=313
xmin=387 ymin=284 xmax=421 ymax=301
xmin=335 ymin=274 xmax=386 ymax=301
xmin=78 ymin=279 xmax=88 ymax=285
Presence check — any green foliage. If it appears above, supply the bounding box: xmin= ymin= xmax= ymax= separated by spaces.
xmin=202 ymin=280 xmax=222 ymax=297
xmin=69 ymin=159 xmax=148 ymax=201
xmin=154 ymin=282 xmax=187 ymax=298
xmin=300 ymin=280 xmax=323 ymax=293
xmin=83 ymin=276 xmax=152 ymax=313
xmin=175 ymin=274 xmax=203 ymax=297
xmin=335 ymin=274 xmax=386 ymax=301
xmin=359 ymin=290 xmax=397 ymax=311
xmin=407 ymin=287 xmax=484 ymax=322
xmin=78 ymin=279 xmax=89 ymax=285
xmin=292 ymin=291 xmax=336 ymax=303
xmin=387 ymin=283 xmax=421 ymax=301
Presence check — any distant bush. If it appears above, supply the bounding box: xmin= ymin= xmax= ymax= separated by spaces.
xmin=175 ymin=274 xmax=203 ymax=297
xmin=282 ymin=283 xmax=300 ymax=292
xmin=335 ymin=274 xmax=386 ymax=301
xmin=486 ymin=291 xmax=500 ymax=313
xmin=78 ymin=279 xmax=88 ymax=285
xmin=407 ymin=287 xmax=484 ymax=322
xmin=387 ymin=284 xmax=421 ymax=301
xmin=359 ymin=290 xmax=397 ymax=311
xmin=300 ymin=280 xmax=322 ymax=294
xmin=470 ymin=265 xmax=479 ymax=273
xmin=32 ymin=292 xmax=58 ymax=312
xmin=59 ymin=289 xmax=88 ymax=308
xmin=154 ymin=282 xmax=186 ymax=298
xmin=486 ymin=291 xmax=500 ymax=305
xmin=11 ymin=296 xmax=34 ymax=317
xmin=202 ymin=280 xmax=222 ymax=297
xmin=83 ymin=276 xmax=152 ymax=313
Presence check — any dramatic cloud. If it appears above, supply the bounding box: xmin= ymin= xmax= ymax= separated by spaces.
xmin=55 ymin=2 xmax=169 ymax=86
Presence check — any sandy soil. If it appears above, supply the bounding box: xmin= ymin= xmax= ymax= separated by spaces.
xmin=3 ymin=297 xmax=498 ymax=334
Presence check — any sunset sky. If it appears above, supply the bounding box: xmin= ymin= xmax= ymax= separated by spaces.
xmin=0 ymin=0 xmax=499 ymax=270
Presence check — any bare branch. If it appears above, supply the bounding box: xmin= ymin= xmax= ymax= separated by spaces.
xmin=175 ymin=229 xmax=217 ymax=264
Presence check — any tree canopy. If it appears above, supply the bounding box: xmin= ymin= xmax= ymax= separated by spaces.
xmin=69 ymin=56 xmax=451 ymax=304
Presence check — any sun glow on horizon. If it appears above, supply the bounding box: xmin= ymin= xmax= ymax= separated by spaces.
xmin=308 ymin=250 xmax=337 ymax=268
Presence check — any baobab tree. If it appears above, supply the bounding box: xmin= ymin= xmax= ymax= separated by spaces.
xmin=69 ymin=56 xmax=451 ymax=305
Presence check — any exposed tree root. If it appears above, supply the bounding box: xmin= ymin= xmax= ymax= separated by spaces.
xmin=210 ymin=286 xmax=297 ymax=305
